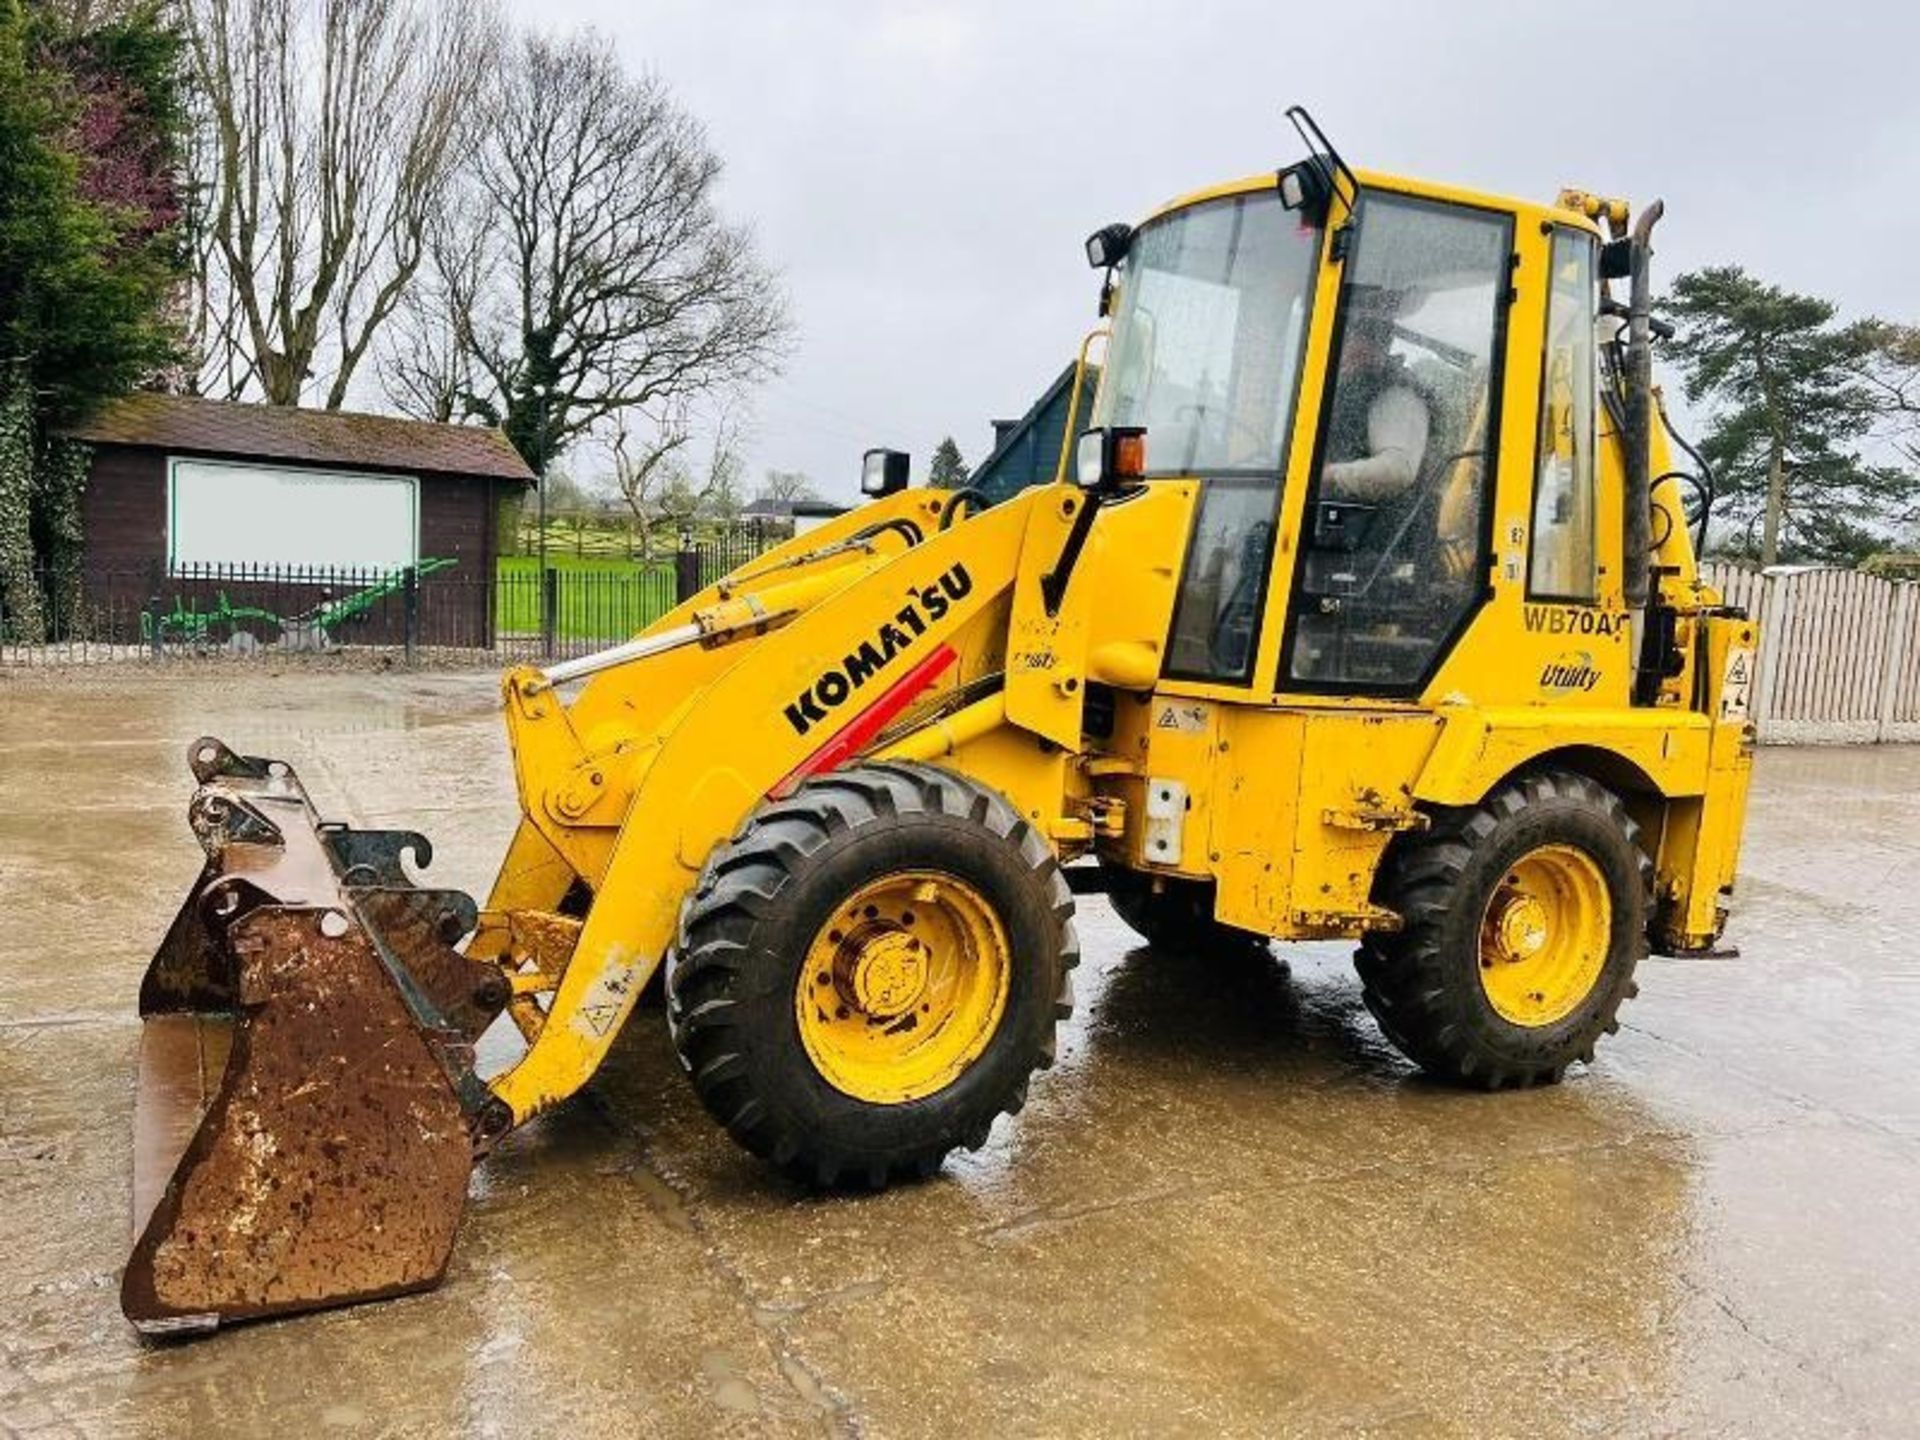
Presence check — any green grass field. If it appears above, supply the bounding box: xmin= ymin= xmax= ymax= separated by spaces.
xmin=495 ymin=555 xmax=678 ymax=639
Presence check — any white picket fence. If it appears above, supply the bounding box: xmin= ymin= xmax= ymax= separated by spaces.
xmin=1701 ymin=562 xmax=1920 ymax=744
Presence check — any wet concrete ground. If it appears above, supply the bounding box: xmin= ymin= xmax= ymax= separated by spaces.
xmin=2 ymin=667 xmax=1917 ymax=1437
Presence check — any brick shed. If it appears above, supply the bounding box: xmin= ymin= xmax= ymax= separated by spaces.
xmin=59 ymin=394 xmax=534 ymax=647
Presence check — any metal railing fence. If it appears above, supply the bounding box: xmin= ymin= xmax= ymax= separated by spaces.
xmin=1 ymin=532 xmax=776 ymax=667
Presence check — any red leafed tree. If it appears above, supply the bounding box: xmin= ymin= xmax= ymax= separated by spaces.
xmin=0 ymin=3 xmax=189 ymax=640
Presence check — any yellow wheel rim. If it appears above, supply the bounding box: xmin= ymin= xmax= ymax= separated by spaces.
xmin=796 ymin=870 xmax=1011 ymax=1104
xmin=1477 ymin=843 xmax=1612 ymax=1027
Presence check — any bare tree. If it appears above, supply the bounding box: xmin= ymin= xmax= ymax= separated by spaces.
xmin=704 ymin=429 xmax=747 ymax=524
xmin=182 ymin=90 xmax=257 ymax=399
xmin=608 ymin=406 xmax=693 ymax=559
xmin=419 ymin=30 xmax=791 ymax=473
xmin=378 ymin=205 xmax=486 ymax=422
xmin=184 ymin=0 xmax=495 ymax=406
xmin=757 ymin=469 xmax=816 ymax=503
xmin=1852 ymin=323 xmax=1920 ymax=475
xmin=655 ymin=413 xmax=748 ymax=530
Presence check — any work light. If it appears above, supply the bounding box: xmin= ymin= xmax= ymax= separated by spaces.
xmin=1084 ymin=223 xmax=1134 ymax=270
xmin=1278 ymin=159 xmax=1333 ymax=223
xmin=861 ymin=448 xmax=910 ymax=497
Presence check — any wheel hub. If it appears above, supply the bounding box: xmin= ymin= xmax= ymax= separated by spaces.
xmin=797 ymin=870 xmax=1012 ymax=1104
xmin=838 ymin=929 xmax=929 ymax=1019
xmin=1477 ymin=843 xmax=1612 ymax=1028
xmin=1488 ymin=892 xmax=1551 ymax=964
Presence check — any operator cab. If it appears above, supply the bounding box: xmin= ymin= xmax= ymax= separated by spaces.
xmin=1080 ymin=125 xmax=1618 ymax=707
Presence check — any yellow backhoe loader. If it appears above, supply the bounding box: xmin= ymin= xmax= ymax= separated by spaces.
xmin=122 ymin=110 xmax=1757 ymax=1332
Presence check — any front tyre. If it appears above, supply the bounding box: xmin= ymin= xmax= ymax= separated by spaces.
xmin=669 ymin=763 xmax=1077 ymax=1188
xmin=1356 ymin=768 xmax=1650 ymax=1089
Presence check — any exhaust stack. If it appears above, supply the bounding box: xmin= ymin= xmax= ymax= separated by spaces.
xmin=1622 ymin=198 xmax=1665 ymax=608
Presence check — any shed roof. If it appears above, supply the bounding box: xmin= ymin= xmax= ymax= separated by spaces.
xmin=60 ymin=393 xmax=535 ymax=483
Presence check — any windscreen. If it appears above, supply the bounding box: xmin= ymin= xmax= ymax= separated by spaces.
xmin=1091 ymin=191 xmax=1320 ymax=475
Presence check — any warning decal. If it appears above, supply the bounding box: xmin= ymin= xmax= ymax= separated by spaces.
xmin=1720 ymin=647 xmax=1754 ymax=720
xmin=1154 ymin=702 xmax=1210 ymax=735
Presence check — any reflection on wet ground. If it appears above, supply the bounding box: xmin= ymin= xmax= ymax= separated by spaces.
xmin=2 ymin=668 xmax=1916 ymax=1435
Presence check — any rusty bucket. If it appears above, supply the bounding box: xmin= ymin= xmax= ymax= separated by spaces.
xmin=122 ymin=738 xmax=509 ymax=1335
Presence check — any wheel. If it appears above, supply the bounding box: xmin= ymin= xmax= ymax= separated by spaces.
xmin=668 ymin=762 xmax=1077 ymax=1187
xmin=1102 ymin=863 xmax=1267 ymax=954
xmin=1356 ymin=768 xmax=1649 ymax=1089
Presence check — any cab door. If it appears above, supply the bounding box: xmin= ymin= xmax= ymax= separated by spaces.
xmin=1277 ymin=191 xmax=1515 ymax=695
xmin=1208 ymin=190 xmax=1518 ymax=936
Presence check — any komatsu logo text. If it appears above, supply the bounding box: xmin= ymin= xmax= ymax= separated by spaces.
xmin=784 ymin=565 xmax=973 ymax=736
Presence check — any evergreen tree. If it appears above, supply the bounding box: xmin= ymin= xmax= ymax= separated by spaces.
xmin=1662 ymin=267 xmax=1915 ymax=565
xmin=0 ymin=1 xmax=187 ymax=640
xmin=928 ymin=435 xmax=969 ymax=489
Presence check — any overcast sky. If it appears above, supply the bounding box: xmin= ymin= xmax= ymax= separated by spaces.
xmin=520 ymin=0 xmax=1917 ymax=504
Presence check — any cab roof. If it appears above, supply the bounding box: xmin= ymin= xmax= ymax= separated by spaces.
xmin=1144 ymin=167 xmax=1605 ymax=238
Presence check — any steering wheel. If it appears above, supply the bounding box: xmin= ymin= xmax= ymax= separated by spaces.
xmin=1208 ymin=521 xmax=1273 ymax=673
xmin=1348 ymin=447 xmax=1485 ymax=597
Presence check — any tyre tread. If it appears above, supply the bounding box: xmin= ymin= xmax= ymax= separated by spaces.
xmin=1357 ymin=766 xmax=1651 ymax=1090
xmin=670 ymin=762 xmax=1075 ymax=1188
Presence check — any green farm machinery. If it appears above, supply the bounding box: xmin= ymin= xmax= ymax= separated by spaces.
xmin=142 ymin=560 xmax=456 ymax=652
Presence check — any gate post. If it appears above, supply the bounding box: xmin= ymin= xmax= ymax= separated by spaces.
xmin=146 ymin=558 xmax=165 ymax=659
xmin=1877 ymin=582 xmax=1915 ymax=742
xmin=675 ymin=528 xmax=701 ymax=604
xmin=402 ymin=564 xmax=419 ymax=665
xmin=1753 ymin=571 xmax=1793 ymax=735
xmin=541 ymin=566 xmax=558 ymax=661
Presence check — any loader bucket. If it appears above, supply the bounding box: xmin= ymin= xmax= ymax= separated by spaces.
xmin=122 ymin=738 xmax=510 ymax=1335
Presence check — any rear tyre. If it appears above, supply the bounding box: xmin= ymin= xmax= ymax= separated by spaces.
xmin=1102 ymin=864 xmax=1267 ymax=954
xmin=1356 ymin=768 xmax=1649 ymax=1089
xmin=669 ymin=762 xmax=1076 ymax=1188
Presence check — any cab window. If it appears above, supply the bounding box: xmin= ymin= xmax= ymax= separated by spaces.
xmin=1164 ymin=478 xmax=1280 ymax=679
xmin=1100 ymin=190 xmax=1321 ymax=683
xmin=1093 ymin=191 xmax=1319 ymax=476
xmin=1529 ymin=230 xmax=1599 ymax=601
xmin=1285 ymin=193 xmax=1511 ymax=691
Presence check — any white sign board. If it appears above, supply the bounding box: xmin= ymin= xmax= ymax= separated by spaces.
xmin=168 ymin=459 xmax=419 ymax=571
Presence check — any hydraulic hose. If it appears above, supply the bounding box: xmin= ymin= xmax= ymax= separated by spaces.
xmin=938 ymin=487 xmax=990 ymax=531
xmin=1657 ymin=395 xmax=1718 ymax=557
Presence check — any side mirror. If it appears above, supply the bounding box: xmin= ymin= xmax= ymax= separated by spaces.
xmin=1074 ymin=426 xmax=1147 ymax=491
xmin=860 ymin=448 xmax=910 ymax=497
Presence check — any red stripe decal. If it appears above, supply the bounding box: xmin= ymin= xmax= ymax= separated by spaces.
xmin=771 ymin=644 xmax=959 ymax=798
